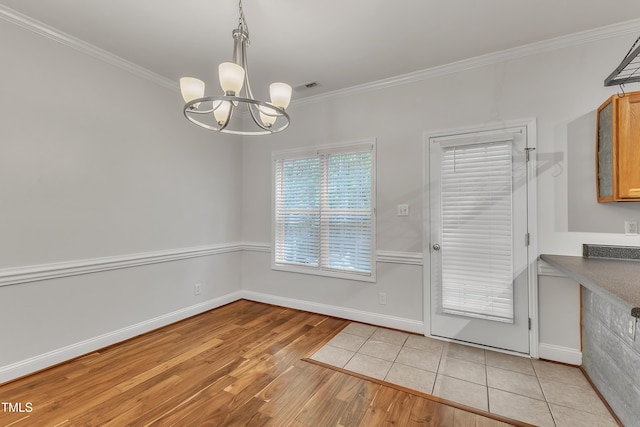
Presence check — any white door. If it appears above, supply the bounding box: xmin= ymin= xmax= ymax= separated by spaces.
xmin=429 ymin=126 xmax=530 ymax=353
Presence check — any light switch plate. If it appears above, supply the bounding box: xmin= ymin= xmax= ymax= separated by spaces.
xmin=625 ymin=220 xmax=638 ymax=235
xmin=397 ymin=204 xmax=409 ymax=216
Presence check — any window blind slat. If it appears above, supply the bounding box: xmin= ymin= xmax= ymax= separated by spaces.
xmin=440 ymin=141 xmax=514 ymax=322
xmin=274 ymin=147 xmax=374 ymax=276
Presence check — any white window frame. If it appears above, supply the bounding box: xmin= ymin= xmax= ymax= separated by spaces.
xmin=271 ymin=140 xmax=376 ymax=282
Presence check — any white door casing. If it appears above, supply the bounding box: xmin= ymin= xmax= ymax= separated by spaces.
xmin=423 ymin=121 xmax=537 ymax=354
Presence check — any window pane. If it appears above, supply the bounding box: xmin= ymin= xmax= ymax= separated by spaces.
xmin=327 ymin=152 xmax=371 ymax=209
xmin=325 ymin=214 xmax=372 ymax=272
xmin=282 ymin=213 xmax=320 ymax=266
xmin=283 ymin=158 xmax=320 ymax=209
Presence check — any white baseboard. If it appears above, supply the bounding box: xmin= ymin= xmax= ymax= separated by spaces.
xmin=538 ymin=343 xmax=582 ymax=365
xmin=0 ymin=291 xmax=243 ymax=385
xmin=242 ymin=290 xmax=424 ymax=334
xmin=1 ymin=289 xmax=426 ymax=384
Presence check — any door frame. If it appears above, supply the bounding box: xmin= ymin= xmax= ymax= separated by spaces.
xmin=422 ymin=118 xmax=539 ymax=357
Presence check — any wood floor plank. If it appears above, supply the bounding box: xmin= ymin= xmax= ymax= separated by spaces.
xmin=0 ymin=300 xmax=519 ymax=427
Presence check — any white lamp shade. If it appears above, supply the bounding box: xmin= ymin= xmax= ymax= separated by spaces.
xmin=269 ymin=82 xmax=292 ymax=109
xmin=179 ymin=77 xmax=205 ymax=103
xmin=219 ymin=62 xmax=245 ymax=94
xmin=213 ymin=101 xmax=232 ymax=125
xmin=259 ymin=104 xmax=278 ymax=127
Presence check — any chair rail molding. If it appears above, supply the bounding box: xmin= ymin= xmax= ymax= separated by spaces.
xmin=0 ymin=243 xmax=244 ymax=287
xmin=242 ymin=242 xmax=423 ymax=266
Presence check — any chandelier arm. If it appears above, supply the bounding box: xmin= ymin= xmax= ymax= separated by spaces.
xmin=183 ymin=95 xmax=289 ymax=135
xmin=240 ymin=39 xmax=256 ymax=102
xmin=186 ymin=107 xmax=215 ymax=114
xmin=218 ymin=104 xmax=233 ymax=132
xmin=238 ymin=41 xmax=271 ymax=132
xmin=247 ymin=102 xmax=274 ymax=132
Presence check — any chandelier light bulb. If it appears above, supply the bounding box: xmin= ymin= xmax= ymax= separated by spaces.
xmin=213 ymin=101 xmax=232 ymax=125
xmin=259 ymin=104 xmax=278 ymax=127
xmin=179 ymin=77 xmax=205 ymax=103
xmin=219 ymin=62 xmax=245 ymax=95
xmin=269 ymin=82 xmax=292 ymax=109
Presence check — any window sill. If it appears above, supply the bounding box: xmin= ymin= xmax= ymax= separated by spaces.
xmin=271 ymin=263 xmax=376 ymax=283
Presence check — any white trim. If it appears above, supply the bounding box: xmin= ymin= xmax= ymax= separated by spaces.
xmin=271 ymin=139 xmax=378 ymax=283
xmin=293 ymin=19 xmax=640 ymax=107
xmin=271 ymin=139 xmax=377 ymax=160
xmin=0 ymin=291 xmax=243 ymax=384
xmin=423 ymin=118 xmax=539 ymax=356
xmin=538 ymin=343 xmax=583 ymax=366
xmin=242 ymin=290 xmax=424 ymax=334
xmin=240 ymin=241 xmax=271 ymax=253
xmin=537 ymin=259 xmax=568 ymax=277
xmin=525 ymin=119 xmax=540 ymax=359
xmin=0 ymin=5 xmax=177 ymax=91
xmin=376 ymin=251 xmax=423 ymax=265
xmin=0 ymin=243 xmax=243 ymax=287
xmin=241 ymin=242 xmax=423 ymax=266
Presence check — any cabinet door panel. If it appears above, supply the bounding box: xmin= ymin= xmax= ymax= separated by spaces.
xmin=618 ymin=93 xmax=640 ymax=199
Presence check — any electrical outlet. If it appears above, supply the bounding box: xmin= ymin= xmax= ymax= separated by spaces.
xmin=625 ymin=220 xmax=638 ymax=235
xmin=397 ymin=204 xmax=409 ymax=216
xmin=379 ymin=292 xmax=387 ymax=305
xmin=194 ymin=283 xmax=201 ymax=296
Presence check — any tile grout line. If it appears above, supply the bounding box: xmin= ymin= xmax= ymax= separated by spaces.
xmin=431 ymin=339 xmax=444 ymax=395
xmin=318 ymin=322 xmax=617 ymax=426
xmin=383 ymin=330 xmax=409 ymax=382
xmin=533 ymin=363 xmax=558 ymax=426
xmin=484 ymin=350 xmax=491 ymax=415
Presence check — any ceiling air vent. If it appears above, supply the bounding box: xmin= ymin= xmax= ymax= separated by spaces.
xmin=294 ymin=81 xmax=320 ymax=91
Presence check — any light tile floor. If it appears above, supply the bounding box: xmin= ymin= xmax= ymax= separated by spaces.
xmin=310 ymin=322 xmax=619 ymax=427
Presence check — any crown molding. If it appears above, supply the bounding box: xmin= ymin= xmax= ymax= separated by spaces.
xmin=2 ymin=4 xmax=639 ymax=104
xmin=293 ymin=18 xmax=640 ymax=107
xmin=0 ymin=4 xmax=178 ymax=92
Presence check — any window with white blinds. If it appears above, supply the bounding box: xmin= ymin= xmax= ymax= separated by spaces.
xmin=440 ymin=141 xmax=514 ymax=322
xmin=273 ymin=143 xmax=375 ymax=280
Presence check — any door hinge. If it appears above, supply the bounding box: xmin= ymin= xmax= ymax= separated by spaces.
xmin=528 ymin=318 xmax=532 ymax=330
xmin=525 ymin=147 xmax=536 ymax=162
xmin=525 ymin=233 xmax=530 ymax=246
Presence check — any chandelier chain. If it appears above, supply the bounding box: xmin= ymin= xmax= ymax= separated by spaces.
xmin=237 ymin=0 xmax=250 ymax=42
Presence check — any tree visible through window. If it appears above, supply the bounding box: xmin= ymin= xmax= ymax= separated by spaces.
xmin=273 ymin=143 xmax=375 ymax=280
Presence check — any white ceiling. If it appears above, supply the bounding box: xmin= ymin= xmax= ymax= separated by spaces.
xmin=2 ymin=0 xmax=640 ymax=101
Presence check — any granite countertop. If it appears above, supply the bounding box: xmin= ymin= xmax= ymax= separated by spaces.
xmin=540 ymin=253 xmax=640 ymax=318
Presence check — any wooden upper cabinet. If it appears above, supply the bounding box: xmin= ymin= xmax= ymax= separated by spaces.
xmin=596 ymin=91 xmax=640 ymax=202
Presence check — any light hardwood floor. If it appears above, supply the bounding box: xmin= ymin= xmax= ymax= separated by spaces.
xmin=0 ymin=300 xmax=526 ymax=426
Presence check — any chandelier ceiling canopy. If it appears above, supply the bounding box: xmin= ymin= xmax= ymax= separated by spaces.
xmin=179 ymin=0 xmax=292 ymax=136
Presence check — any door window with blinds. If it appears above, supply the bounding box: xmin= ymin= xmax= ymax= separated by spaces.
xmin=439 ymin=140 xmax=514 ymax=322
xmin=272 ymin=142 xmax=376 ymax=281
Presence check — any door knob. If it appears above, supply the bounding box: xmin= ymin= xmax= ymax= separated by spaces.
xmin=433 ymin=243 xmax=441 ymax=251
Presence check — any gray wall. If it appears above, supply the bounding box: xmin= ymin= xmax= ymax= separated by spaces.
xmin=241 ymin=28 xmax=640 ymax=345
xmin=0 ymin=17 xmax=243 ymax=380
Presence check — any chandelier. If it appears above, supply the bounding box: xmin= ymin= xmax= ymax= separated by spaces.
xmin=179 ymin=0 xmax=292 ymax=135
